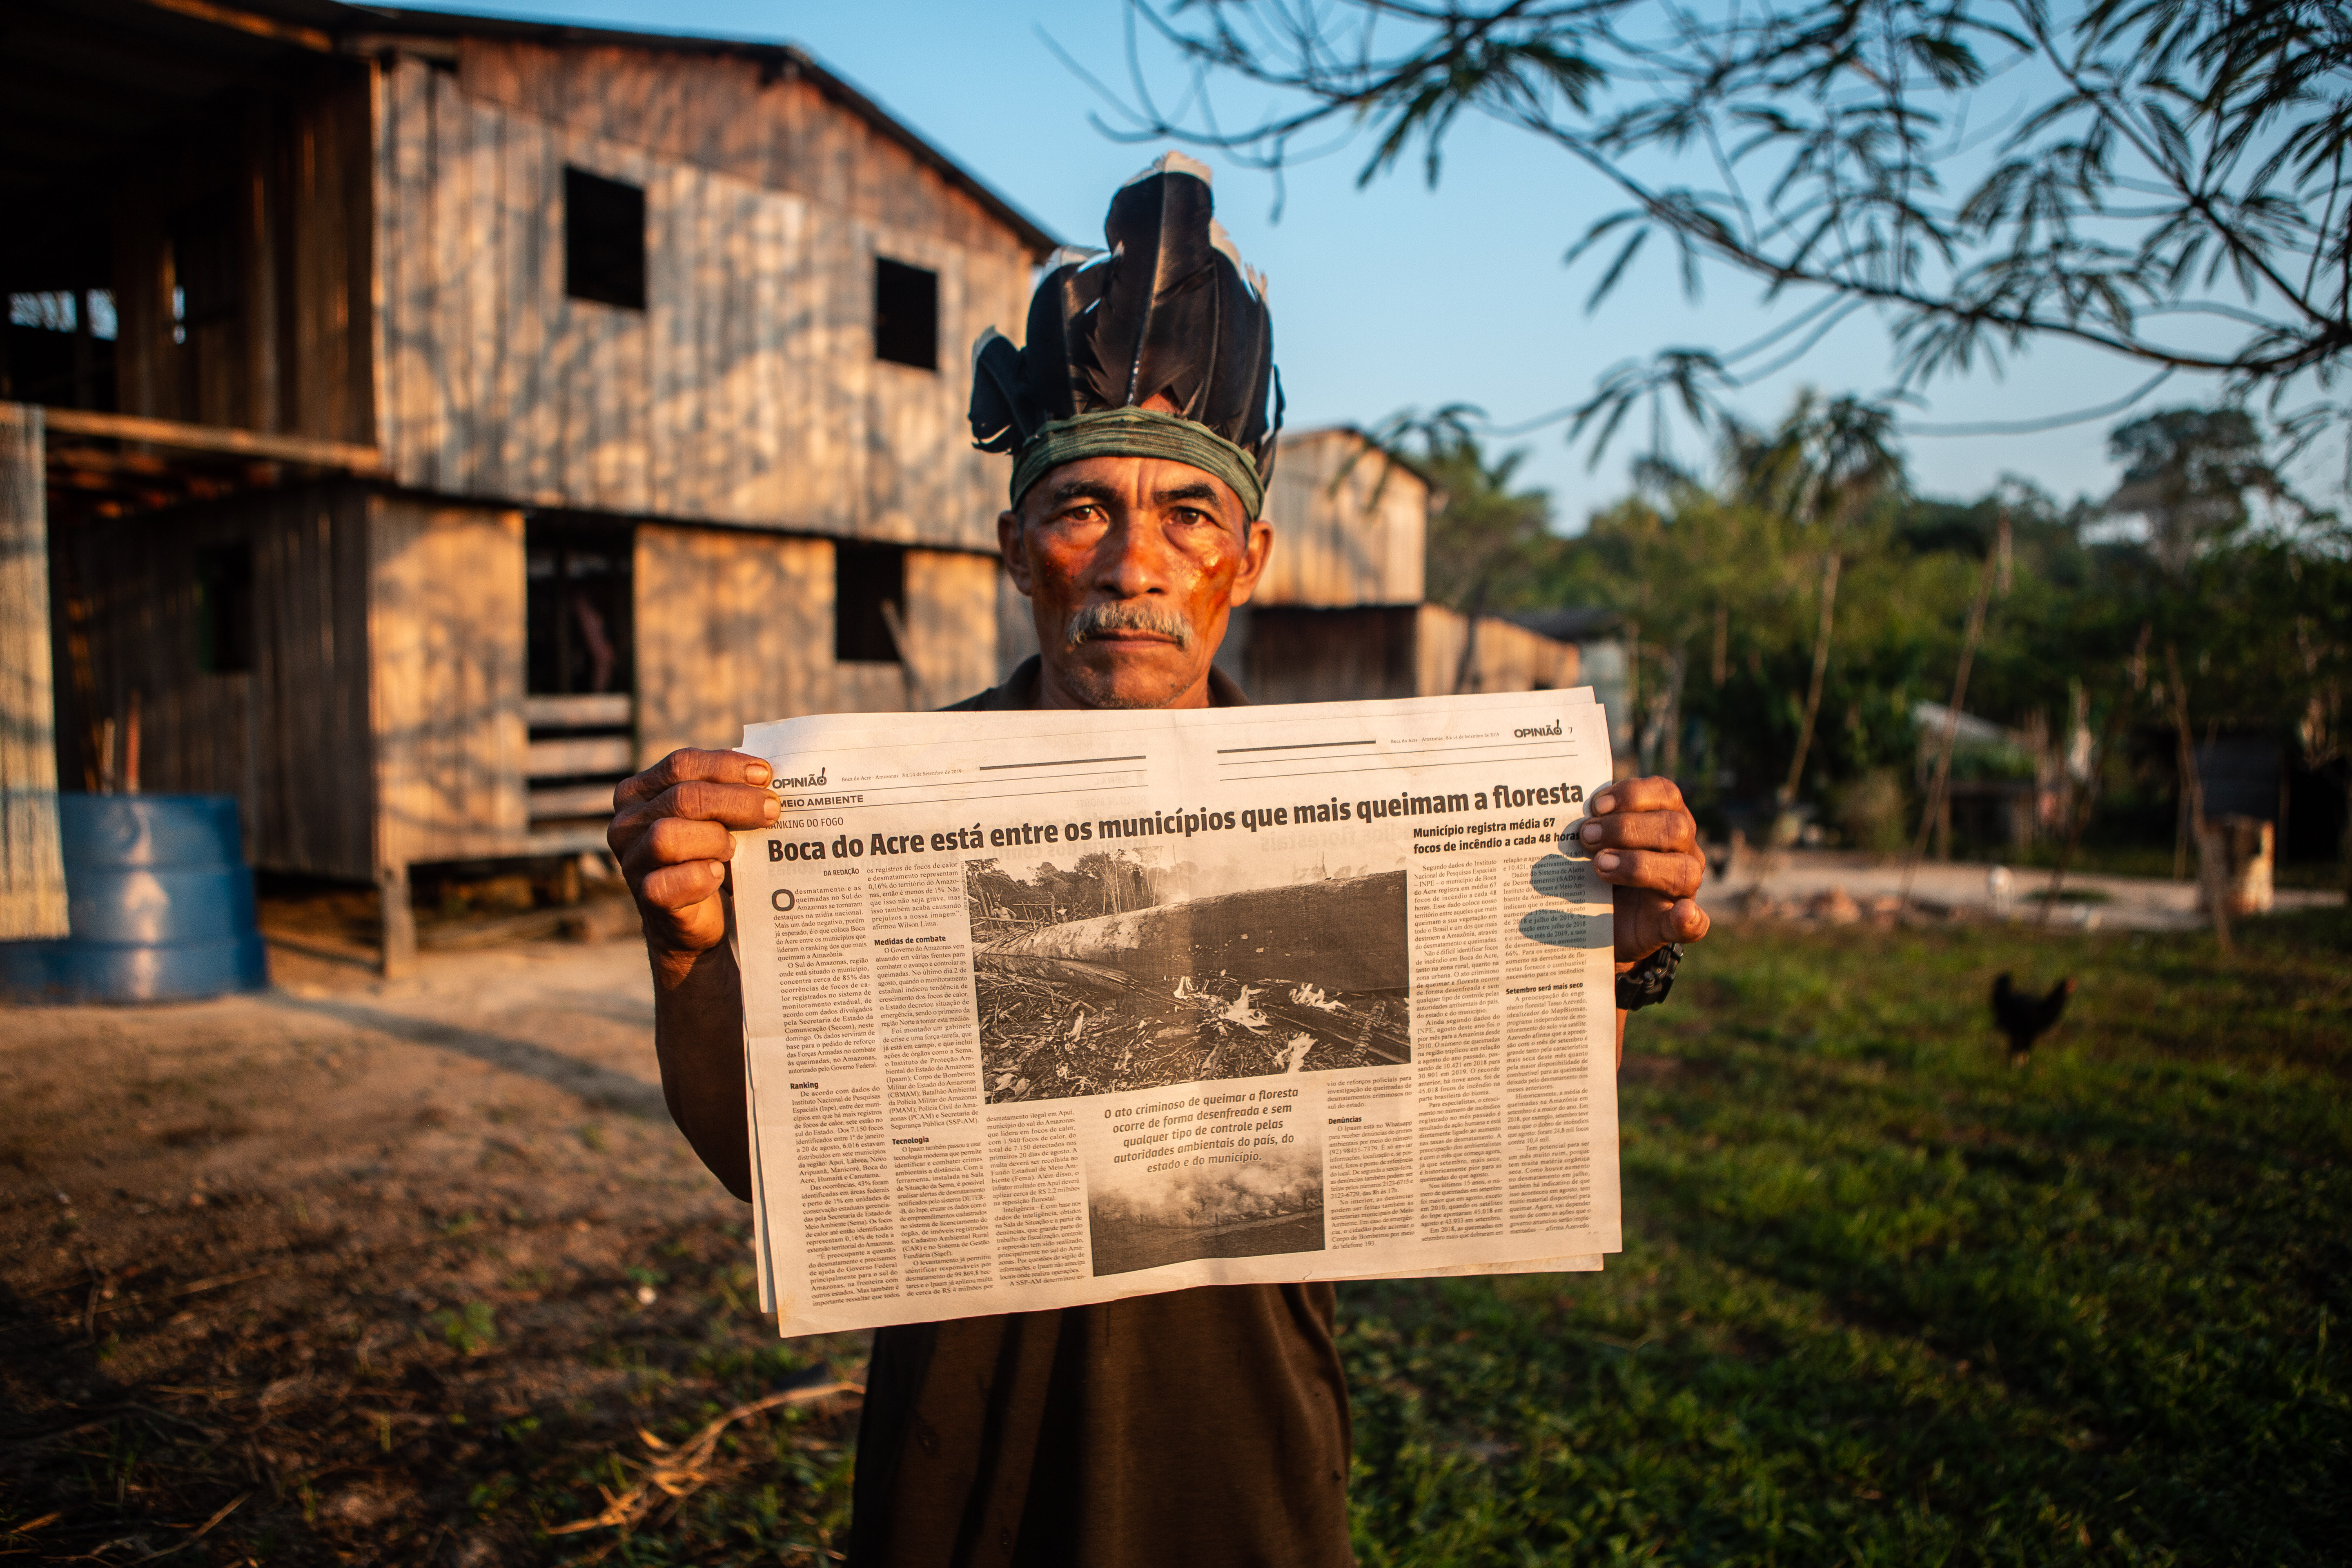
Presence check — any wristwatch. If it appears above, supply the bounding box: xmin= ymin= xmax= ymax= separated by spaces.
xmin=1615 ymin=943 xmax=1683 ymax=1011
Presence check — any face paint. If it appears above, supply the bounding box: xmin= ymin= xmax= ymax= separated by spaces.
xmin=1001 ymin=454 xmax=1270 ymax=711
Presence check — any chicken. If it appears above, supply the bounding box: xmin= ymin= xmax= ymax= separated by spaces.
xmin=1991 ymin=972 xmax=2076 ymax=1066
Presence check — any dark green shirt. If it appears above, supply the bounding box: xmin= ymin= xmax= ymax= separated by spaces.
xmin=846 ymin=657 xmax=1353 ymax=1568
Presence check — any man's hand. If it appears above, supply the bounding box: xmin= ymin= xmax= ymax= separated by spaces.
xmin=1578 ymin=775 xmax=1711 ymax=963
xmin=608 ymin=748 xmax=781 ymax=989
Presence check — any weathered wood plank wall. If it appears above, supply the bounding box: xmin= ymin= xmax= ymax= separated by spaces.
xmin=634 ymin=524 xmax=832 ymax=760
xmin=1240 ymin=605 xmax=1577 ymax=705
xmin=107 ymin=71 xmax=374 ymax=443
xmin=375 ymin=54 xmax=1032 ymax=550
xmin=903 ymin=550 xmax=999 ymax=708
xmin=1258 ymin=430 xmax=1428 ymax=608
xmin=368 ymin=495 xmax=529 ymax=867
xmin=453 ymin=40 xmax=1028 ymax=254
xmin=289 ymin=74 xmax=379 ymax=445
xmin=1244 ymin=607 xmax=1422 ymax=705
xmin=1416 ymin=606 xmax=1580 ymax=696
xmin=997 ymin=564 xmax=1042 ymax=680
xmin=632 ymin=529 xmax=1008 ymax=751
xmin=48 ymin=484 xmax=377 ymax=880
xmin=0 ymin=404 xmax=68 ymax=938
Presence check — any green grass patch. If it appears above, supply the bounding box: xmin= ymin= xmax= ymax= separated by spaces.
xmin=1338 ymin=908 xmax=2351 ymax=1565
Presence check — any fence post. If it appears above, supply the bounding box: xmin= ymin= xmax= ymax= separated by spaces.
xmin=380 ymin=860 xmax=417 ymax=977
xmin=0 ymin=401 xmax=69 ymax=940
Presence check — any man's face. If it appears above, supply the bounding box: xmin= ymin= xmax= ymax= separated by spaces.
xmin=998 ymin=453 xmax=1273 ymax=710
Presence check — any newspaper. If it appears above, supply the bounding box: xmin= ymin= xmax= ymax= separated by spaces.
xmin=729 ymin=688 xmax=1623 ymax=1336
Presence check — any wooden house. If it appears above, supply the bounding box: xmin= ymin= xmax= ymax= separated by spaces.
xmin=1224 ymin=428 xmax=1580 ymax=704
xmin=0 ymin=0 xmax=1052 ymax=961
xmin=0 ymin=2 xmax=1578 ymax=962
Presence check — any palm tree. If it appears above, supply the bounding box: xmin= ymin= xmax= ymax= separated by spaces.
xmin=1731 ymin=392 xmax=1909 ymax=830
xmin=1361 ymin=409 xmax=1561 ymax=693
xmin=1406 ymin=420 xmax=1557 ymax=617
xmin=2105 ymin=408 xmax=2283 ymax=573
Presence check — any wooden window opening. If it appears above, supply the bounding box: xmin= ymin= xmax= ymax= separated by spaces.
xmin=2 ymin=289 xmax=117 ymax=411
xmin=525 ymin=517 xmax=637 ymax=827
xmin=873 ymin=257 xmax=937 ymax=370
xmin=835 ymin=541 xmax=905 ymax=663
xmin=564 ymin=167 xmax=647 ymax=311
xmin=195 ymin=541 xmax=255 ymax=674
xmin=526 ymin=518 xmax=635 ymax=697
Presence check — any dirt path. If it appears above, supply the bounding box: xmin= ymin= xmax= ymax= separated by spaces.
xmin=1 ymin=938 xmax=865 ymax=1565
xmin=1712 ymin=847 xmax=2345 ymax=930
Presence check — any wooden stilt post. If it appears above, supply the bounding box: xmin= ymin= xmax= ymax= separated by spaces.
xmin=379 ymin=860 xmax=417 ymax=978
xmin=0 ymin=402 xmax=69 ymax=940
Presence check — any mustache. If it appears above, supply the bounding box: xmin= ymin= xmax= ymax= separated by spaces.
xmin=1065 ymin=601 xmax=1195 ymax=651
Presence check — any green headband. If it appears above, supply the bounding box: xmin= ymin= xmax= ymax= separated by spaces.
xmin=1010 ymin=408 xmax=1265 ymax=521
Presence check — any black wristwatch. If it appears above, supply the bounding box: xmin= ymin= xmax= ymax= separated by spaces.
xmin=1616 ymin=943 xmax=1683 ymax=1011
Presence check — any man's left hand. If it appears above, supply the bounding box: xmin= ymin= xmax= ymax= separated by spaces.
xmin=1579 ymin=776 xmax=1711 ymax=962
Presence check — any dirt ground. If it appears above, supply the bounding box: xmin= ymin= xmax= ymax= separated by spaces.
xmin=1711 ymin=844 xmax=2346 ymax=929
xmin=0 ymin=921 xmax=867 ymax=1566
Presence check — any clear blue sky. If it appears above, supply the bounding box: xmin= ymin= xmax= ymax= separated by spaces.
xmin=416 ymin=0 xmax=2267 ymax=529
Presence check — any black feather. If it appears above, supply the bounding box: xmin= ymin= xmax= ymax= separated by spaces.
xmin=1221 ymin=267 xmax=1276 ymax=456
xmin=1193 ymin=256 xmax=1258 ymax=437
xmin=968 ymin=332 xmax=1031 ymax=454
xmin=1026 ymin=259 xmax=1100 ymax=427
xmin=967 ymin=156 xmax=1281 ymax=480
xmin=1097 ymin=169 xmax=1212 ymax=408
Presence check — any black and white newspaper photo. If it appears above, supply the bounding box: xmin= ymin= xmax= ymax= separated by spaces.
xmin=967 ymin=851 xmax=1410 ymax=1102
xmin=730 ymin=688 xmax=1621 ymax=1336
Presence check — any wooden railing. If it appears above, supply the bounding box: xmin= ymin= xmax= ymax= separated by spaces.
xmin=40 ymin=407 xmax=385 ymax=473
xmin=525 ymin=693 xmax=634 ymax=846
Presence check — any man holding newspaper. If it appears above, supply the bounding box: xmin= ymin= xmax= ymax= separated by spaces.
xmin=610 ymin=156 xmax=1709 ymax=1568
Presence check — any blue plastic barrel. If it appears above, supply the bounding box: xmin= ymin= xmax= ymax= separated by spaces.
xmin=0 ymin=794 xmax=268 ymax=1003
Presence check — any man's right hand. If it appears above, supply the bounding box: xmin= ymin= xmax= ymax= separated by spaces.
xmin=609 ymin=748 xmax=781 ymax=989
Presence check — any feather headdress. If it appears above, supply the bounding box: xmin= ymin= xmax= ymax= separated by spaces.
xmin=970 ymin=153 xmax=1281 ymax=486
